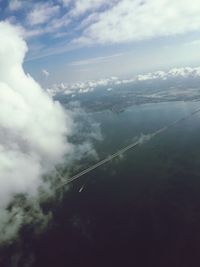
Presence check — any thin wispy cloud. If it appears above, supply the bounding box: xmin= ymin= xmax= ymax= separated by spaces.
xmin=8 ymin=0 xmax=22 ymax=11
xmin=27 ymin=2 xmax=60 ymax=26
xmin=2 ymin=0 xmax=200 ymax=60
xmin=69 ymin=53 xmax=124 ymax=66
xmin=1 ymin=0 xmax=200 ymax=83
xmin=183 ymin=39 xmax=200 ymax=47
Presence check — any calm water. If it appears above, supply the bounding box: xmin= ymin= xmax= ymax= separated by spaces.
xmin=6 ymin=101 xmax=200 ymax=267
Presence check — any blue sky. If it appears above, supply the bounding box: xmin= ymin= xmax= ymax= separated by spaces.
xmin=1 ymin=0 xmax=200 ymax=84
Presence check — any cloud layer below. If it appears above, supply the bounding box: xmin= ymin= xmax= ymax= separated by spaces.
xmin=48 ymin=66 xmax=200 ymax=97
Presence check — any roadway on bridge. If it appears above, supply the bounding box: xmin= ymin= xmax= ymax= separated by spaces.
xmin=55 ymin=107 xmax=200 ymax=190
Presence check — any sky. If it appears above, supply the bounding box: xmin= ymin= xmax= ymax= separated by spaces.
xmin=1 ymin=0 xmax=200 ymax=84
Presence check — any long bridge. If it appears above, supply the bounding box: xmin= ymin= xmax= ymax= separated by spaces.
xmin=55 ymin=107 xmax=200 ymax=190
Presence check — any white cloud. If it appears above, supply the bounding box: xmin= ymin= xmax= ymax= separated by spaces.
xmin=70 ymin=0 xmax=113 ymax=17
xmin=24 ymin=12 xmax=71 ymax=39
xmin=75 ymin=0 xmax=200 ymax=44
xmin=184 ymin=39 xmax=200 ymax=46
xmin=48 ymin=66 xmax=200 ymax=97
xmin=42 ymin=69 xmax=50 ymax=77
xmin=27 ymin=3 xmax=60 ymax=26
xmin=47 ymin=76 xmax=120 ymax=96
xmin=61 ymin=0 xmax=72 ymax=7
xmin=5 ymin=0 xmax=200 ymax=62
xmin=0 ymin=21 xmax=74 ymax=242
xmin=135 ymin=67 xmax=200 ymax=81
xmin=48 ymin=13 xmax=71 ymax=31
xmin=69 ymin=53 xmax=123 ymax=66
xmin=8 ymin=0 xmax=22 ymax=11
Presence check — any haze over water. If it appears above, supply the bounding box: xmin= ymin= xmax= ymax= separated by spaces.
xmin=12 ymin=101 xmax=200 ymax=267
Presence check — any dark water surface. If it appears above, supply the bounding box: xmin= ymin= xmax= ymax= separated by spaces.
xmin=6 ymin=101 xmax=200 ymax=266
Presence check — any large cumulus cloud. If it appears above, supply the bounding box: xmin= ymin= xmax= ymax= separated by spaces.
xmin=0 ymin=21 xmax=74 ymax=242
